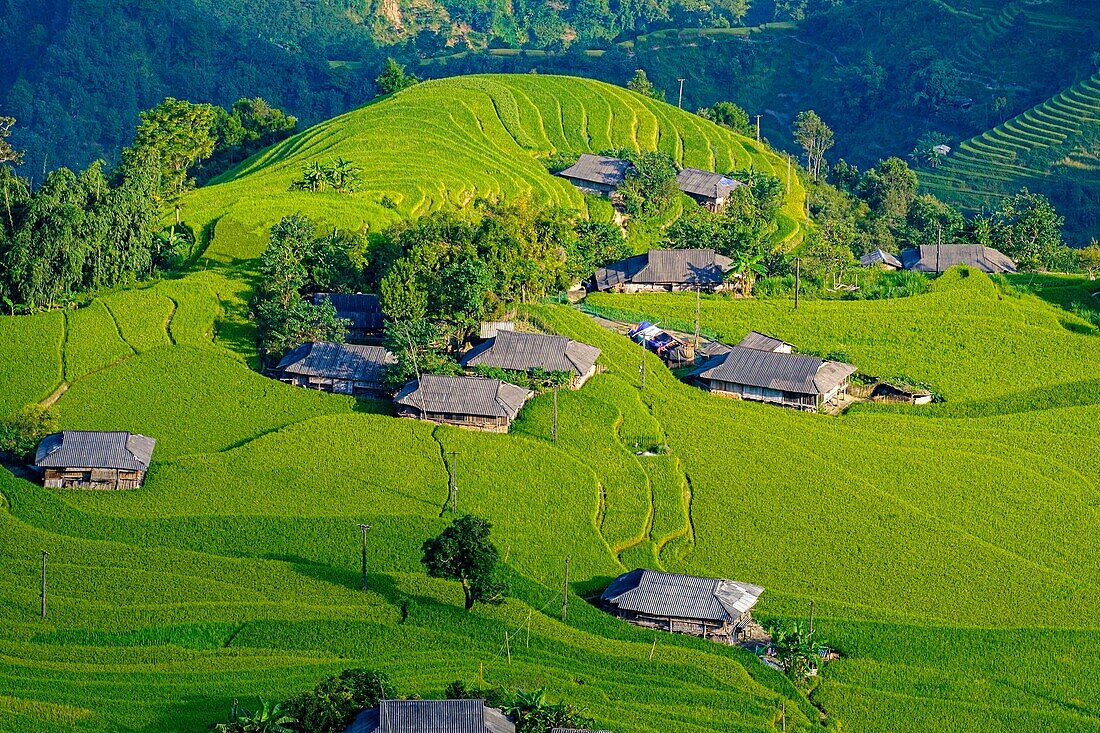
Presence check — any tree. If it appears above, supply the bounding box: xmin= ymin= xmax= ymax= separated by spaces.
xmin=618 ymin=151 xmax=678 ymax=216
xmin=732 ymin=249 xmax=766 ymax=297
xmin=1079 ymin=241 xmax=1100 ymax=280
xmin=905 ymin=194 xmax=965 ymax=245
xmin=375 ymin=58 xmax=420 ymax=96
xmin=325 ymin=158 xmax=363 ymax=193
xmin=793 ymin=110 xmax=833 ymax=181
xmin=254 ymin=297 xmax=348 ymax=361
xmin=383 ymin=317 xmax=461 ymax=387
xmin=421 ymin=514 xmax=508 ymax=610
xmin=801 ymin=231 xmax=855 ymax=289
xmin=0 ymin=117 xmax=22 ymax=166
xmin=626 ymin=69 xmax=662 ymax=100
xmin=859 ymin=157 xmax=917 ymax=222
xmin=991 ymin=189 xmax=1066 ymax=271
xmin=503 ymin=688 xmax=599 ymax=733
xmin=569 ymin=220 xmax=630 ymax=281
xmin=259 ymin=214 xmax=316 ymax=308
xmin=766 ymin=621 xmax=824 ymax=682
xmin=380 ymin=258 xmax=428 ymax=322
xmin=215 ymin=699 xmax=295 ymax=733
xmin=910 ymin=132 xmax=951 ymax=169
xmin=0 ymin=404 xmax=59 ymax=461
xmin=282 ymin=669 xmax=395 ymax=733
xmin=697 ymin=101 xmax=751 ymax=136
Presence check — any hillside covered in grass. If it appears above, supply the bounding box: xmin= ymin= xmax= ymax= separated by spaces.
xmin=0 ymin=74 xmax=1098 ymax=733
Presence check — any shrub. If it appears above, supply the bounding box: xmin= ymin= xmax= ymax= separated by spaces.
xmin=0 ymin=404 xmax=59 ymax=461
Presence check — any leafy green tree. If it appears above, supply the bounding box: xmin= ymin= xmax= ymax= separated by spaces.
xmin=0 ymin=404 xmax=59 ymax=461
xmin=375 ymin=57 xmax=420 ymax=96
xmin=859 ymin=157 xmax=917 ymax=222
xmin=503 ymin=688 xmax=599 ymax=733
xmin=569 ymin=220 xmax=630 ymax=281
xmin=766 ymin=621 xmax=824 ymax=682
xmin=991 ymin=189 xmax=1067 ymax=271
xmin=732 ymin=249 xmax=767 ymax=297
xmin=1079 ymin=241 xmax=1100 ymax=280
xmin=0 ymin=117 xmax=22 ymax=166
xmin=440 ymin=258 xmax=491 ymax=331
xmin=383 ymin=318 xmax=461 ymax=387
xmin=254 ymin=297 xmax=348 ymax=361
xmin=282 ymin=669 xmax=395 ymax=733
xmin=422 ymin=514 xmax=508 ymax=610
xmin=910 ymin=131 xmax=951 ymax=169
xmin=325 ymin=158 xmax=363 ymax=193
xmin=698 ymin=101 xmax=751 ymax=136
xmin=618 ymin=151 xmax=677 ymax=216
xmin=793 ymin=110 xmax=833 ymax=181
xmin=215 ymin=699 xmax=295 ymax=733
xmin=905 ymin=194 xmax=965 ymax=245
xmin=626 ymin=69 xmax=662 ymax=100
xmin=380 ymin=259 xmax=428 ymax=322
xmin=911 ymin=58 xmax=960 ymax=111
xmin=801 ymin=231 xmax=855 ymax=289
xmin=259 ymin=214 xmax=316 ymax=308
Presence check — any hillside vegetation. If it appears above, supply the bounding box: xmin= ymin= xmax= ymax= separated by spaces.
xmin=0 ymin=75 xmax=1098 ymax=733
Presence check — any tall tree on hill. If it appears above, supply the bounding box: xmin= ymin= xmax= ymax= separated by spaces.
xmin=422 ymin=514 xmax=508 ymax=610
xmin=794 ymin=110 xmax=833 ymax=181
xmin=860 ymin=157 xmax=917 ymax=224
xmin=124 ymin=98 xmax=217 ymax=223
xmin=626 ymin=69 xmax=663 ymax=101
xmin=697 ymin=101 xmax=751 ymax=136
xmin=0 ymin=117 xmax=21 ymax=167
xmin=375 ymin=58 xmax=420 ymax=96
xmin=1079 ymin=241 xmax=1100 ymax=280
xmin=991 ymin=189 xmax=1067 ymax=271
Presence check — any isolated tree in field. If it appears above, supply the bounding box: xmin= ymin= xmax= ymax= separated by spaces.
xmin=626 ymin=69 xmax=662 ymax=100
xmin=375 ymin=57 xmax=420 ymax=96
xmin=991 ymin=189 xmax=1065 ymax=270
xmin=422 ymin=514 xmax=508 ymax=610
xmin=793 ymin=110 xmax=833 ymax=181
xmin=1079 ymin=241 xmax=1100 ymax=280
xmin=766 ymin=621 xmax=824 ymax=682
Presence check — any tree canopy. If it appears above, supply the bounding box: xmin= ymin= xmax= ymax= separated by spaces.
xmin=421 ymin=514 xmax=508 ymax=610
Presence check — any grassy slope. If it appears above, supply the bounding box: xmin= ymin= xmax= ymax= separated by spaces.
xmin=0 ymin=75 xmax=1098 ymax=732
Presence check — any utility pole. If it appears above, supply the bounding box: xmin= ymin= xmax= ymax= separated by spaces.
xmin=781 ymin=701 xmax=786 ymax=732
xmin=786 ymin=155 xmax=792 ymax=194
xmin=358 ymin=524 xmax=372 ymax=590
xmin=677 ymin=78 xmax=685 ymax=109
xmin=754 ymin=114 xmax=762 ymax=142
xmin=694 ymin=287 xmax=701 ymax=351
xmin=639 ymin=337 xmax=646 ymax=389
xmin=447 ymin=451 xmax=459 ymax=513
xmin=39 ymin=550 xmax=48 ymax=619
xmin=794 ymin=257 xmax=801 ymax=310
xmin=808 ymin=598 xmax=815 ymax=638
xmin=552 ymin=388 xmax=559 ymax=443
xmin=561 ymin=556 xmax=570 ymax=621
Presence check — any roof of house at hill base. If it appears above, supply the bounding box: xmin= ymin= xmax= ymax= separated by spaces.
xmin=461 ymin=330 xmax=600 ymax=376
xmin=345 ymin=699 xmax=514 ymax=733
xmin=690 ymin=346 xmax=856 ymax=396
xmin=593 ymin=249 xmax=734 ymax=290
xmin=35 ymin=431 xmax=156 ymax=471
xmin=311 ymin=292 xmax=383 ymax=330
xmin=276 ymin=341 xmax=395 ymax=382
xmin=860 ymin=249 xmax=903 ymax=268
xmin=737 ymin=331 xmax=794 ymax=353
xmin=601 ymin=569 xmax=763 ymax=623
xmin=901 ymin=244 xmax=1016 ymax=273
xmin=394 ymin=375 xmax=529 ymax=418
xmin=557 ymin=154 xmax=633 ymax=186
xmin=676 ymin=167 xmax=743 ymax=199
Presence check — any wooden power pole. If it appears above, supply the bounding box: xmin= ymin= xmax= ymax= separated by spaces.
xmin=794 ymin=257 xmax=801 ymax=310
xmin=39 ymin=550 xmax=48 ymax=619
xmin=694 ymin=287 xmax=701 ymax=350
xmin=754 ymin=114 xmax=762 ymax=142
xmin=561 ymin=556 xmax=570 ymax=621
xmin=358 ymin=524 xmax=372 ymax=590
xmin=448 ymin=451 xmax=459 ymax=513
xmin=552 ymin=388 xmax=559 ymax=443
xmin=677 ymin=78 xmax=685 ymax=109
xmin=639 ymin=337 xmax=646 ymax=389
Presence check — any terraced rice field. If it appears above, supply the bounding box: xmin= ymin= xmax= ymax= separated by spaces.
xmin=1 ymin=76 xmax=1098 ymax=733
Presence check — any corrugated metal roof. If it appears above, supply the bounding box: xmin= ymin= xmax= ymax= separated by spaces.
xmin=901 ymin=245 xmax=1016 ymax=273
xmin=35 ymin=431 xmax=155 ymax=471
xmin=601 ymin=569 xmax=763 ymax=623
xmin=479 ymin=321 xmax=515 ymax=339
xmin=558 ymin=154 xmax=633 ymax=186
xmin=859 ymin=249 xmax=903 ymax=268
xmin=737 ymin=331 xmax=793 ymax=353
xmin=676 ymin=167 xmax=743 ymax=199
xmin=346 ymin=700 xmax=515 ymax=733
xmin=394 ymin=375 xmax=530 ymax=418
xmin=690 ymin=346 xmax=855 ymax=396
xmin=461 ymin=331 xmax=600 ymax=376
xmin=593 ymin=249 xmax=733 ymax=290
xmin=311 ymin=292 xmax=384 ymax=330
xmin=276 ymin=341 xmax=395 ymax=382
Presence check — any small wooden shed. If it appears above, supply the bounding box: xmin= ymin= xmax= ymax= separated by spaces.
xmin=35 ymin=431 xmax=156 ymax=489
xmin=394 ymin=375 xmax=530 ymax=431
xmin=275 ymin=341 xmax=395 ymax=395
xmin=676 ymin=167 xmax=744 ymax=211
xmin=601 ymin=568 xmax=763 ymax=643
xmin=345 ymin=699 xmax=514 ymax=733
xmin=859 ymin=249 xmax=903 ymax=270
xmin=461 ymin=330 xmax=601 ymax=389
xmin=557 ymin=154 xmax=633 ymax=196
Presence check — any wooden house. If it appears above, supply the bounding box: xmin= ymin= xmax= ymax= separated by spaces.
xmin=461 ymin=330 xmax=601 ymax=389
xmin=275 ymin=341 xmax=395 ymax=395
xmin=593 ymin=249 xmax=735 ymax=293
xmin=35 ymin=431 xmax=156 ymax=489
xmin=737 ymin=330 xmax=794 ymax=354
xmin=690 ymin=345 xmax=855 ymax=412
xmin=394 ymin=375 xmax=530 ymax=431
xmin=557 ymin=154 xmax=633 ymax=196
xmin=676 ymin=167 xmax=743 ymax=211
xmin=310 ymin=292 xmax=384 ymax=339
xmin=601 ymin=569 xmax=763 ymax=643
xmin=901 ymin=244 xmax=1016 ymax=274
xmin=345 ymin=699 xmax=514 ymax=733
xmin=859 ymin=249 xmax=903 ymax=270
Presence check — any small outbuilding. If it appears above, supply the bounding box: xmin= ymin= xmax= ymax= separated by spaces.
xmin=461 ymin=330 xmax=601 ymax=389
xmin=557 ymin=154 xmax=633 ymax=196
xmin=311 ymin=292 xmax=384 ymax=339
xmin=601 ymin=568 xmax=763 ymax=643
xmin=690 ymin=346 xmax=856 ymax=411
xmin=901 ymin=244 xmax=1016 ymax=274
xmin=478 ymin=321 xmax=515 ymax=340
xmin=345 ymin=699 xmax=514 ymax=733
xmin=676 ymin=167 xmax=743 ymax=211
xmin=35 ymin=430 xmax=156 ymax=489
xmin=394 ymin=374 xmax=530 ymax=431
xmin=859 ymin=249 xmax=903 ymax=270
xmin=737 ymin=330 xmax=794 ymax=354
xmin=593 ymin=249 xmax=735 ymax=293
xmin=275 ymin=341 xmax=395 ymax=395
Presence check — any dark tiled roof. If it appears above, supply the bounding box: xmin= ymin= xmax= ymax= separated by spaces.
xmin=690 ymin=346 xmax=856 ymax=396
xmin=602 ymin=569 xmax=763 ymax=623
xmin=311 ymin=292 xmax=383 ymax=330
xmin=737 ymin=331 xmax=793 ymax=353
xmin=901 ymin=245 xmax=1016 ymax=273
xmin=461 ymin=331 xmax=600 ymax=376
xmin=277 ymin=342 xmax=394 ymax=382
xmin=346 ymin=700 xmax=515 ymax=733
xmin=593 ymin=249 xmax=734 ymax=290
xmin=394 ymin=375 xmax=530 ymax=419
xmin=35 ymin=431 xmax=156 ymax=471
xmin=558 ymin=154 xmax=633 ymax=186
xmin=676 ymin=167 xmax=743 ymax=199
xmin=859 ymin=249 xmax=903 ymax=268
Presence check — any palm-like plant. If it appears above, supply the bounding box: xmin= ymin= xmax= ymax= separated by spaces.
xmin=327 ymin=157 xmax=362 ymax=193
xmin=299 ymin=162 xmax=328 ymax=192
xmin=215 ymin=699 xmax=296 ymax=733
xmin=732 ymin=250 xmax=767 ymax=297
